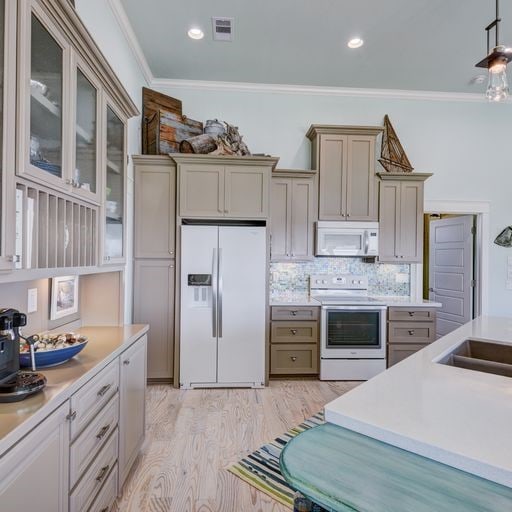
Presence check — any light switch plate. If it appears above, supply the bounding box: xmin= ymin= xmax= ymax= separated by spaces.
xmin=27 ymin=288 xmax=37 ymax=313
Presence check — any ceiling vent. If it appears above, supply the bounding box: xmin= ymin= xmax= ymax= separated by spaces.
xmin=212 ymin=17 xmax=234 ymax=42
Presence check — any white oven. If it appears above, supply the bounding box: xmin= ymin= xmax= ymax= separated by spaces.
xmin=315 ymin=221 xmax=379 ymax=257
xmin=320 ymin=306 xmax=387 ymax=359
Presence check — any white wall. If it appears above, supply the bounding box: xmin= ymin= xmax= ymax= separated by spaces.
xmin=75 ymin=0 xmax=149 ymax=322
xmin=153 ymin=83 xmax=512 ymax=317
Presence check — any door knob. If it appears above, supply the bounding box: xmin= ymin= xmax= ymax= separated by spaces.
xmin=428 ymin=287 xmax=434 ymax=292
xmin=290 ymin=329 xmax=297 ymax=335
xmin=408 ymin=330 xmax=415 ymax=335
xmin=290 ymin=310 xmax=298 ymax=316
xmin=290 ymin=356 xmax=297 ymax=362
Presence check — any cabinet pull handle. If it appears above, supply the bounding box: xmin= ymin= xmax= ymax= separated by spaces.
xmin=290 ymin=356 xmax=297 ymax=362
xmin=408 ymin=330 xmax=415 ymax=335
xmin=290 ymin=329 xmax=297 ymax=335
xmin=290 ymin=310 xmax=298 ymax=316
xmin=95 ymin=464 xmax=110 ymax=482
xmin=97 ymin=384 xmax=112 ymax=397
xmin=408 ymin=311 xmax=415 ymax=317
xmin=123 ymin=359 xmax=130 ymax=365
xmin=66 ymin=410 xmax=77 ymax=421
xmin=96 ymin=424 xmax=111 ymax=440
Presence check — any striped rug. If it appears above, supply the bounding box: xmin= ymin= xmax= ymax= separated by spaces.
xmin=227 ymin=411 xmax=325 ymax=509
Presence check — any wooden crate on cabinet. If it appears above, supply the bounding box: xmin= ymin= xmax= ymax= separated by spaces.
xmin=271 ymin=169 xmax=317 ymax=261
xmin=378 ymin=173 xmax=433 ymax=263
xmin=307 ymin=125 xmax=382 ymax=222
xmin=173 ymin=154 xmax=279 ymax=219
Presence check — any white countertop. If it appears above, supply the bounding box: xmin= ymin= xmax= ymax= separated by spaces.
xmin=270 ymin=293 xmax=440 ymax=308
xmin=324 ymin=316 xmax=512 ymax=488
xmin=0 ymin=324 xmax=148 ymax=457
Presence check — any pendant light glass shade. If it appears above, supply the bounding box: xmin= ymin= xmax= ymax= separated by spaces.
xmin=486 ymin=56 xmax=509 ymax=102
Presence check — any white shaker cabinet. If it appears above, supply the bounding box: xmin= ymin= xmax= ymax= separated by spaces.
xmin=119 ymin=334 xmax=147 ymax=489
xmin=0 ymin=401 xmax=70 ymax=512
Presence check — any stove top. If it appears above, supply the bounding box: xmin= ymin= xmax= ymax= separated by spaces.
xmin=309 ymin=274 xmax=387 ymax=306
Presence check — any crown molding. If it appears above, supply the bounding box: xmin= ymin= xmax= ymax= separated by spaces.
xmin=150 ymin=77 xmax=504 ymax=103
xmin=107 ymin=0 xmax=153 ymax=85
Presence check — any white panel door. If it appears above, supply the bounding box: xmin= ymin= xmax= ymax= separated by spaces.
xmin=429 ymin=216 xmax=474 ymax=337
xmin=217 ymin=226 xmax=266 ymax=384
xmin=180 ymin=225 xmax=219 ymax=386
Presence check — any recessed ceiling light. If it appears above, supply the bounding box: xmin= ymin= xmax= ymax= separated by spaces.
xmin=188 ymin=27 xmax=204 ymax=40
xmin=347 ymin=38 xmax=364 ymax=49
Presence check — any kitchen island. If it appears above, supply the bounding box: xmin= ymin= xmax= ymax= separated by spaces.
xmin=280 ymin=316 xmax=512 ymax=511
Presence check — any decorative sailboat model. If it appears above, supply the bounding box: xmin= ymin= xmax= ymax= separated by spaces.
xmin=379 ymin=115 xmax=414 ymax=173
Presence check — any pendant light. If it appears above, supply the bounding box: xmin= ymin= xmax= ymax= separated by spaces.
xmin=475 ymin=0 xmax=512 ymax=102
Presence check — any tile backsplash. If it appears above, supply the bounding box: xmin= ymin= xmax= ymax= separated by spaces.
xmin=270 ymin=258 xmax=411 ymax=296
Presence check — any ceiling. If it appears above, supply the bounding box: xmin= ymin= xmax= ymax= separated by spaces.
xmin=120 ymin=0 xmax=512 ymax=94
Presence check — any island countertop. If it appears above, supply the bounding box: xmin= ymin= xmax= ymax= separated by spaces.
xmin=0 ymin=324 xmax=148 ymax=457
xmin=325 ymin=316 xmax=512 ymax=488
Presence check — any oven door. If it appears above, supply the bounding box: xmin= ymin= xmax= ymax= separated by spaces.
xmin=321 ymin=306 xmax=387 ymax=359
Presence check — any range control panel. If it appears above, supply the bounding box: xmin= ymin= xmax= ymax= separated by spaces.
xmin=310 ymin=274 xmax=368 ymax=291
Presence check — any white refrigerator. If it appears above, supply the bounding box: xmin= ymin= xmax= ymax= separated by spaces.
xmin=180 ymin=224 xmax=266 ymax=388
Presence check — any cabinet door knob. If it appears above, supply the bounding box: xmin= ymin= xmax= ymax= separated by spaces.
xmin=290 ymin=329 xmax=297 ymax=335
xmin=97 ymin=383 xmax=112 ymax=397
xmin=66 ymin=410 xmax=77 ymax=421
xmin=123 ymin=359 xmax=130 ymax=365
xmin=408 ymin=330 xmax=415 ymax=335
xmin=96 ymin=424 xmax=111 ymax=440
xmin=95 ymin=464 xmax=110 ymax=482
xmin=408 ymin=311 xmax=415 ymax=317
xmin=290 ymin=310 xmax=298 ymax=316
xmin=347 ymin=213 xmax=351 ymax=217
xmin=290 ymin=356 xmax=297 ymax=362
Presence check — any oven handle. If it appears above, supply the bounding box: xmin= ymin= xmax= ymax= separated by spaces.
xmin=322 ymin=305 xmax=387 ymax=311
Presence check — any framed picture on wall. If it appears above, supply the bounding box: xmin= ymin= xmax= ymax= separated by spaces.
xmin=50 ymin=275 xmax=79 ymax=320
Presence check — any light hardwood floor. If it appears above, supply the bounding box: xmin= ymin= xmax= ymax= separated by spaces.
xmin=114 ymin=380 xmax=358 ymax=512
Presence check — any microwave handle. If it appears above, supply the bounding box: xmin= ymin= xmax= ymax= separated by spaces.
xmin=364 ymin=230 xmax=370 ymax=255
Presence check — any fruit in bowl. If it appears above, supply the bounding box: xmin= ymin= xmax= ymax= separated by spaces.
xmin=20 ymin=333 xmax=88 ymax=368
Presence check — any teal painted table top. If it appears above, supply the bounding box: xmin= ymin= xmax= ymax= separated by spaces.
xmin=280 ymin=423 xmax=512 ymax=512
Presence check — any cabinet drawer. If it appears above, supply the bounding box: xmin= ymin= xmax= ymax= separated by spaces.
xmin=270 ymin=343 xmax=318 ymax=375
xmin=88 ymin=463 xmax=118 ymax=512
xmin=271 ymin=306 xmax=319 ymax=321
xmin=388 ymin=343 xmax=428 ymax=367
xmin=69 ymin=428 xmax=118 ymax=512
xmin=70 ymin=359 xmax=119 ymax=440
xmin=388 ymin=321 xmax=435 ymax=344
xmin=271 ymin=321 xmax=318 ymax=344
xmin=70 ymin=393 xmax=119 ymax=489
xmin=388 ymin=308 xmax=436 ymax=322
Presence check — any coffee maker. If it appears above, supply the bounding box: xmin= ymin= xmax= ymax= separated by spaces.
xmin=0 ymin=308 xmax=46 ymax=402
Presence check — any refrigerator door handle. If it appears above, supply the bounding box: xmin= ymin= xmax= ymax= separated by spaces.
xmin=218 ymin=248 xmax=223 ymax=338
xmin=212 ymin=248 xmax=218 ymax=338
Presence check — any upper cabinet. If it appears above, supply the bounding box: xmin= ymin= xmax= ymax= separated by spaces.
xmin=4 ymin=0 xmax=138 ymax=275
xmin=102 ymin=104 xmax=126 ymax=265
xmin=378 ymin=173 xmax=432 ymax=263
xmin=173 ymin=155 xmax=279 ymax=219
xmin=307 ymin=125 xmax=382 ymax=222
xmin=270 ymin=170 xmax=317 ymax=261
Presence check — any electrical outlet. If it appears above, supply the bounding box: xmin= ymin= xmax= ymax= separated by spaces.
xmin=27 ymin=288 xmax=37 ymax=313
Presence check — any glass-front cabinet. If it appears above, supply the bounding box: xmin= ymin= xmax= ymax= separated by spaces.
xmin=102 ymin=103 xmax=126 ymax=264
xmin=73 ymin=61 xmax=101 ymax=203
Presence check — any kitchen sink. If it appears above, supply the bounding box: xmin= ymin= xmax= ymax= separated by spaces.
xmin=437 ymin=339 xmax=512 ymax=378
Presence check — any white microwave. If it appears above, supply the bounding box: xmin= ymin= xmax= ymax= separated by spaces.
xmin=315 ymin=221 xmax=379 ymax=257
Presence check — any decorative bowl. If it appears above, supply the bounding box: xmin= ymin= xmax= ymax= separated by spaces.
xmin=20 ymin=339 xmax=88 ymax=368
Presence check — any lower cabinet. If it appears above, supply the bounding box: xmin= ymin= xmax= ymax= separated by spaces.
xmin=133 ymin=260 xmax=174 ymax=381
xmin=270 ymin=306 xmax=320 ymax=376
xmin=0 ymin=333 xmax=147 ymax=512
xmin=119 ymin=335 xmax=147 ymax=489
xmin=387 ymin=307 xmax=437 ymax=367
xmin=0 ymin=402 xmax=70 ymax=512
